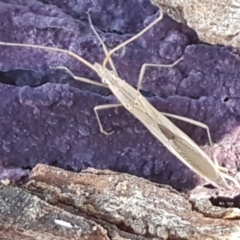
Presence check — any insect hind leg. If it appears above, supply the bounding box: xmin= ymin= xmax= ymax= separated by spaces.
xmin=218 ymin=172 xmax=240 ymax=189
xmin=161 ymin=112 xmax=237 ymax=176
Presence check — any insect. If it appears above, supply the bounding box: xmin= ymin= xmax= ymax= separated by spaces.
xmin=0 ymin=7 xmax=238 ymax=189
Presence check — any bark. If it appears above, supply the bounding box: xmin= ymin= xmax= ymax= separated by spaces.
xmin=151 ymin=0 xmax=240 ymax=48
xmin=1 ymin=164 xmax=240 ymax=240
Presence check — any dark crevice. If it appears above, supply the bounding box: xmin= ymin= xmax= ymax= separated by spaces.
xmin=223 ymin=96 xmax=229 ymax=102
xmin=209 ymin=195 xmax=240 ymax=209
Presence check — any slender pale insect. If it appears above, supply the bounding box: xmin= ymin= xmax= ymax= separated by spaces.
xmin=0 ymin=8 xmax=238 ymax=189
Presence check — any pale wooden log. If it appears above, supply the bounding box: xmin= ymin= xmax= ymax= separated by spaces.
xmin=1 ymin=164 xmax=240 ymax=239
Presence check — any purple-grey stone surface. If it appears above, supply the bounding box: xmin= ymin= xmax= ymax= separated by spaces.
xmin=0 ymin=0 xmax=240 ymax=191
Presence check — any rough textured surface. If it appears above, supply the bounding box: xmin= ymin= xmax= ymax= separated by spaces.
xmin=1 ymin=164 xmax=240 ymax=240
xmin=151 ymin=0 xmax=240 ymax=48
xmin=0 ymin=171 xmax=109 ymax=239
xmin=0 ymin=0 xmax=240 ymax=191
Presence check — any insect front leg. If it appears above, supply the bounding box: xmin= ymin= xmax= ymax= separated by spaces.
xmin=103 ymin=7 xmax=164 ymax=67
xmin=51 ymin=66 xmax=122 ymax=135
xmin=94 ymin=103 xmax=123 ymax=135
xmin=87 ymin=13 xmax=118 ymax=76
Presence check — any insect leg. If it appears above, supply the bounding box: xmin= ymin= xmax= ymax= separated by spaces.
xmin=0 ymin=42 xmax=96 ymax=72
xmin=161 ymin=112 xmax=213 ymax=147
xmin=220 ymin=172 xmax=240 ymax=188
xmin=103 ymin=7 xmax=163 ymax=67
xmin=94 ymin=103 xmax=123 ymax=135
xmin=136 ymin=56 xmax=183 ymax=91
xmin=52 ymin=66 xmax=108 ymax=88
xmin=161 ymin=112 xmax=234 ymax=174
xmin=87 ymin=13 xmax=118 ymax=76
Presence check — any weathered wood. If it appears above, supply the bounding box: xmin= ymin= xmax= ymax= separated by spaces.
xmin=1 ymin=164 xmax=240 ymax=239
xmin=151 ymin=0 xmax=240 ymax=48
xmin=0 ymin=183 xmax=109 ymax=239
